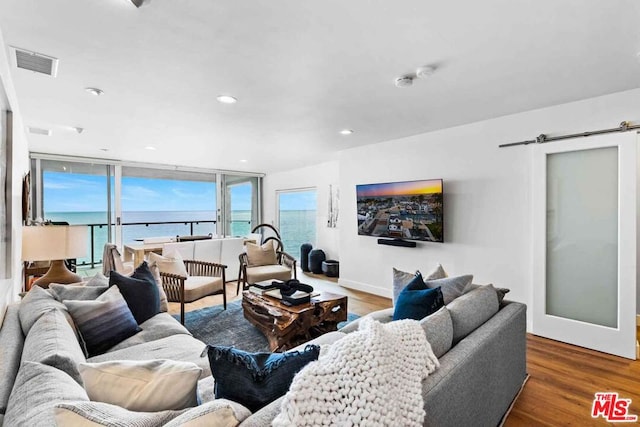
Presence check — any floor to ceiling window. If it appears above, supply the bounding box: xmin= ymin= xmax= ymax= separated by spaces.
xmin=39 ymin=160 xmax=112 ymax=267
xmin=277 ymin=188 xmax=317 ymax=258
xmin=120 ymin=167 xmax=216 ymax=244
xmin=32 ymin=156 xmax=262 ymax=268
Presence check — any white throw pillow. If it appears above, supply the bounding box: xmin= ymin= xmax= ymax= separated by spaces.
xmin=78 ymin=359 xmax=202 ymax=411
xmin=149 ymin=251 xmax=189 ymax=278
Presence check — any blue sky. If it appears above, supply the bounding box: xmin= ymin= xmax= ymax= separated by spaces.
xmin=43 ymin=172 xmax=316 ymax=212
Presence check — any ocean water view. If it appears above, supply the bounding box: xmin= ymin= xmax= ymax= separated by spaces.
xmin=45 ymin=210 xmax=315 ymax=265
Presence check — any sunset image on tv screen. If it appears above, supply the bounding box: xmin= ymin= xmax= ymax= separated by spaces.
xmin=356 ymin=179 xmax=443 ymax=242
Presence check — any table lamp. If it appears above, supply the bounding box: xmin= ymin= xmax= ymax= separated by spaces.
xmin=22 ymin=225 xmax=88 ymax=288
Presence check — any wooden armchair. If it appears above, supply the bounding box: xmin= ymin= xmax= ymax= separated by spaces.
xmin=237 ymin=250 xmax=297 ymax=295
xmin=159 ymin=259 xmax=227 ymax=324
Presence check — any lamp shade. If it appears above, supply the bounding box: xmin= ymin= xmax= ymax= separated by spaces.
xmin=22 ymin=225 xmax=88 ymax=261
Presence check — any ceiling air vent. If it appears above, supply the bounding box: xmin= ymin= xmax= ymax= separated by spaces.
xmin=27 ymin=127 xmax=52 ymax=136
xmin=12 ymin=47 xmax=58 ymax=77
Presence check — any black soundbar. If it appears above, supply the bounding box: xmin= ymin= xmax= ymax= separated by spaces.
xmin=377 ymin=238 xmax=417 ymax=248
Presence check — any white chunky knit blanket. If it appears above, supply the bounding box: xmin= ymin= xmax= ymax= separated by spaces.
xmin=272 ymin=317 xmax=439 ymax=427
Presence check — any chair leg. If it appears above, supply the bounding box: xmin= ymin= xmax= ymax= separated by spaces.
xmin=236 ymin=270 xmax=243 ymax=295
xmin=180 ymin=301 xmax=185 ymax=325
xmin=223 ymin=287 xmax=227 ymax=310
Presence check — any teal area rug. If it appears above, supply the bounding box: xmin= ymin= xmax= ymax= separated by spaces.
xmin=174 ymin=300 xmax=359 ymax=352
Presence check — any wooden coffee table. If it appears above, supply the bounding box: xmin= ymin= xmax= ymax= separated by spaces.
xmin=242 ymin=290 xmax=348 ymax=352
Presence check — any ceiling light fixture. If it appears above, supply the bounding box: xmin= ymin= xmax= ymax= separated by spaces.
xmin=394 ymin=76 xmax=413 ymax=88
xmin=72 ymin=127 xmax=84 ymax=134
xmin=85 ymin=87 xmax=104 ymax=96
xmin=239 ymin=159 xmax=248 ymax=163
xmin=129 ymin=0 xmax=146 ymax=7
xmin=216 ymin=95 xmax=237 ymax=104
xmin=415 ymin=65 xmax=436 ymax=79
xmin=340 ymin=129 xmax=354 ymax=135
xmin=144 ymin=146 xmax=156 ymax=150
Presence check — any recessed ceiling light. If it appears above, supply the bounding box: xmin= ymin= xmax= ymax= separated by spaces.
xmin=216 ymin=95 xmax=237 ymax=104
xmin=394 ymin=76 xmax=413 ymax=88
xmin=144 ymin=146 xmax=156 ymax=150
xmin=85 ymin=87 xmax=104 ymax=96
xmin=239 ymin=159 xmax=248 ymax=163
xmin=72 ymin=127 xmax=84 ymax=134
xmin=340 ymin=129 xmax=354 ymax=135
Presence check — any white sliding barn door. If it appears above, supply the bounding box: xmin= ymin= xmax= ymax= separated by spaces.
xmin=532 ymin=133 xmax=637 ymax=359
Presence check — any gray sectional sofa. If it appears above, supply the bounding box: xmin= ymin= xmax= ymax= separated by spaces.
xmin=0 ymin=280 xmax=526 ymax=426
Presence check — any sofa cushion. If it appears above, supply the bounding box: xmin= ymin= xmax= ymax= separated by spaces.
xmin=54 ymin=399 xmax=250 ymax=427
xmin=49 ymin=283 xmax=108 ymax=302
xmin=465 ymin=283 xmax=511 ymax=304
xmin=183 ymin=276 xmax=224 ymax=302
xmin=89 ymin=334 xmax=211 ymax=379
xmin=79 ymin=359 xmax=202 ymax=411
xmin=162 ymin=241 xmax=195 ymax=261
xmin=447 ymin=284 xmax=500 ymax=344
xmin=207 ymin=344 xmax=320 ymax=412
xmin=193 ymin=239 xmax=222 ymax=263
xmin=150 ymin=251 xmax=189 ymax=277
xmin=245 ymin=241 xmax=277 ymax=267
xmin=106 ymin=312 xmax=191 ymax=352
xmin=338 ymin=307 xmax=393 ymax=334
xmin=246 ymin=265 xmax=292 ymax=284
xmin=419 ymin=306 xmax=454 ymax=358
xmin=0 ymin=305 xmax=24 ymax=416
xmin=164 ymin=399 xmax=251 ymax=427
xmin=18 ymin=285 xmax=69 ymax=335
xmin=109 ymin=265 xmax=161 ymax=324
xmin=64 ymin=285 xmax=141 ymax=357
xmin=392 ymin=263 xmax=447 ymax=305
xmin=4 ymin=361 xmax=89 ymax=427
xmin=425 ymin=274 xmax=473 ymax=304
xmin=21 ymin=309 xmax=86 ymax=385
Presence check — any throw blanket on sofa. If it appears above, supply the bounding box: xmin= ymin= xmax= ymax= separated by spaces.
xmin=272 ymin=317 xmax=439 ymax=427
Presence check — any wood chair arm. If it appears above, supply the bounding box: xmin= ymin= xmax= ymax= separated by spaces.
xmin=159 ymin=272 xmax=186 ymax=324
xmin=278 ymin=251 xmax=297 ymax=279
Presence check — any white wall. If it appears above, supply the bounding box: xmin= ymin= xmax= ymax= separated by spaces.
xmin=0 ymin=25 xmax=29 ymax=325
xmin=336 ymin=88 xmax=640 ymax=327
xmin=263 ymin=160 xmax=340 ymax=260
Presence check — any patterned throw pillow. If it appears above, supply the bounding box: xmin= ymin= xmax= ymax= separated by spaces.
xmin=245 ymin=241 xmax=278 ymax=267
xmin=109 ymin=263 xmax=161 ymax=324
xmin=206 ymin=344 xmax=320 ymax=412
xmin=49 ymin=283 xmax=108 ymax=302
xmin=393 ymin=274 xmax=445 ymax=321
xmin=64 ymin=286 xmax=140 ymax=357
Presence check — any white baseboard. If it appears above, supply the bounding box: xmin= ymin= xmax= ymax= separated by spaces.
xmin=338 ymin=278 xmax=393 ymax=299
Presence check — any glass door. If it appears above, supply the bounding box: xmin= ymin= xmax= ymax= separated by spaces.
xmin=39 ymin=159 xmax=113 ymax=268
xmin=223 ymin=175 xmax=259 ymax=237
xmin=532 ymin=133 xmax=637 ymax=359
xmin=277 ymin=188 xmax=317 ymax=258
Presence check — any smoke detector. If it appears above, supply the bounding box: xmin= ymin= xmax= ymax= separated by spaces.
xmin=416 ymin=65 xmax=436 ymax=79
xmin=394 ymin=76 xmax=413 ymax=88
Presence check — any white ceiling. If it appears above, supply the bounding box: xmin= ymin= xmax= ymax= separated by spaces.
xmin=1 ymin=0 xmax=639 ymax=173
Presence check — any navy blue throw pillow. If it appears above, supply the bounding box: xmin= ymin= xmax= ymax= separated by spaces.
xmin=109 ymin=262 xmax=160 ymax=324
xmin=393 ymin=283 xmax=445 ymax=321
xmin=207 ymin=344 xmax=320 ymax=412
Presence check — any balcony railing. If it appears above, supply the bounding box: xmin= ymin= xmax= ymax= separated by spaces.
xmin=77 ymin=219 xmax=251 ymax=268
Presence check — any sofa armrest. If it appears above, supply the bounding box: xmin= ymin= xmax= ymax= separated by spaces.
xmin=338 ymin=307 xmax=394 ymax=334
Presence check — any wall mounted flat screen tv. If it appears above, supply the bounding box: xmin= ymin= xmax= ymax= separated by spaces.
xmin=356 ymin=179 xmax=443 ymax=242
